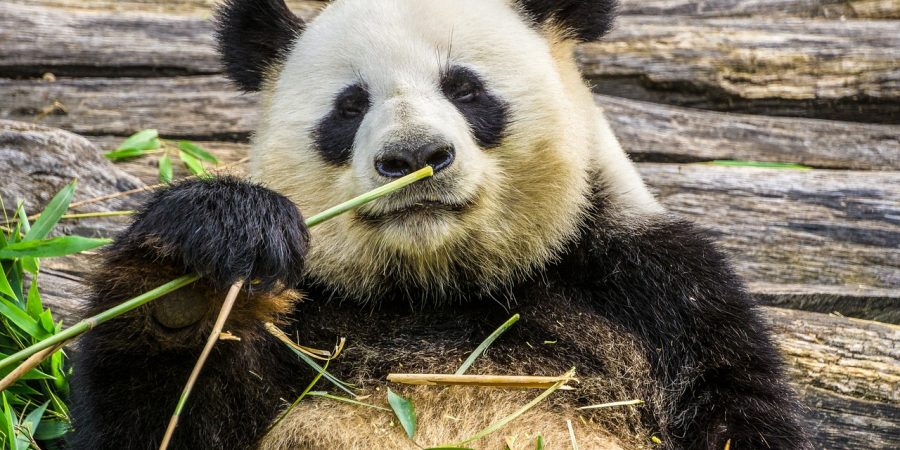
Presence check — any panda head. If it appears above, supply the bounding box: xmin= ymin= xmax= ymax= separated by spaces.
xmin=217 ymin=0 xmax=658 ymax=301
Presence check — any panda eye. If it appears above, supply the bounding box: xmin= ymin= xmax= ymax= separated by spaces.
xmin=335 ymin=85 xmax=370 ymax=120
xmin=452 ymin=83 xmax=479 ymax=103
xmin=339 ymin=103 xmax=365 ymax=119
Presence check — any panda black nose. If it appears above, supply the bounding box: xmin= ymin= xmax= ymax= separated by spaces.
xmin=375 ymin=142 xmax=455 ymax=178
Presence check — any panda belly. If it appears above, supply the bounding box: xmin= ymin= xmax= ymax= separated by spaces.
xmin=258 ymin=293 xmax=657 ymax=449
xmin=261 ymin=386 xmax=628 ymax=449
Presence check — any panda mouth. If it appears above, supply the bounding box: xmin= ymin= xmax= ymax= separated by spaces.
xmin=355 ymin=199 xmax=472 ymax=225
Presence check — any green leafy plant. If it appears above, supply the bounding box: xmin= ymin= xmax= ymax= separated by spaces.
xmin=104 ymin=129 xmax=220 ymax=183
xmin=1 ymin=181 xmax=111 ymax=449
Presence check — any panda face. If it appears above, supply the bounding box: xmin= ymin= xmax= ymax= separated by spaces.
xmin=249 ymin=0 xmax=613 ymax=299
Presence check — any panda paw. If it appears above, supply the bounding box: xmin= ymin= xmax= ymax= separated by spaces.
xmin=115 ymin=176 xmax=309 ymax=291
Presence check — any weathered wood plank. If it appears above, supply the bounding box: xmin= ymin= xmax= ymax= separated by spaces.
xmin=582 ymin=16 xmax=900 ymax=123
xmin=9 ymin=0 xmax=324 ymax=17
xmin=4 ymin=3 xmax=899 ymax=122
xmin=796 ymin=385 xmax=899 ymax=449
xmin=751 ymin=283 xmax=900 ymax=324
xmin=618 ymin=0 xmax=900 ymax=19
xmin=769 ymin=307 xmax=900 ymax=449
xmin=641 ymin=163 xmax=900 ymax=291
xmin=3 ymin=76 xmax=898 ymax=170
xmin=20 ymin=0 xmax=900 ymax=20
xmin=0 ymin=120 xmax=145 ymax=237
xmin=597 ymin=95 xmax=900 ymax=170
xmin=0 ymin=76 xmax=258 ymax=140
xmin=769 ymin=308 xmax=899 ymax=403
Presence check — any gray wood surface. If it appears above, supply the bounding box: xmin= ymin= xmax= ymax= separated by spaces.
xmin=4 ymin=76 xmax=898 ymax=170
xmin=581 ymin=16 xmax=900 ymax=123
xmin=0 ymin=120 xmax=144 ymax=237
xmin=598 ymin=95 xmax=900 ymax=170
xmin=4 ymin=3 xmax=898 ymax=122
xmin=618 ymin=0 xmax=900 ymax=18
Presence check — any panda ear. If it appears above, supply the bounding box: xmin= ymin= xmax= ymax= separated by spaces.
xmin=516 ymin=0 xmax=618 ymax=41
xmin=215 ymin=0 xmax=305 ymax=92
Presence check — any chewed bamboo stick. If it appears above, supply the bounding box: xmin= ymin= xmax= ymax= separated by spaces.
xmin=387 ymin=373 xmax=576 ymax=389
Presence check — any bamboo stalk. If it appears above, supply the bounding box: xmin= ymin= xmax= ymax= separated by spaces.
xmin=159 ymin=280 xmax=244 ymax=450
xmin=387 ymin=373 xmax=574 ymax=389
xmin=0 ymin=274 xmax=200 ymax=371
xmin=0 ymin=341 xmax=67 ymax=392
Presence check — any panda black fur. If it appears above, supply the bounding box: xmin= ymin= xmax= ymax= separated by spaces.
xmin=69 ymin=0 xmax=811 ymax=448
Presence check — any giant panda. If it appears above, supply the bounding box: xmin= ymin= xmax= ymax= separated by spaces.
xmin=68 ymin=0 xmax=810 ymax=448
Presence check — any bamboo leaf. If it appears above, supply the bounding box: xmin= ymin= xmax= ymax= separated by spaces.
xmin=177 ymin=141 xmax=219 ymax=164
xmin=116 ymin=129 xmax=159 ymax=151
xmin=178 ymin=150 xmax=206 ymax=176
xmin=159 ymin=154 xmax=174 ymax=184
xmin=26 ymin=278 xmax=41 ymax=318
xmin=1 ymin=392 xmax=18 ymax=450
xmin=104 ymin=147 xmax=150 ymax=161
xmin=24 ymin=180 xmax=76 ymax=242
xmin=456 ymin=314 xmax=520 ymax=375
xmin=0 ymin=236 xmax=112 ymax=259
xmin=0 ymin=296 xmax=44 ymax=338
xmin=387 ymin=388 xmax=417 ymax=439
xmin=0 ymin=267 xmax=14 ymax=300
xmin=22 ymin=401 xmax=49 ymax=438
xmin=34 ymin=419 xmax=69 ymax=440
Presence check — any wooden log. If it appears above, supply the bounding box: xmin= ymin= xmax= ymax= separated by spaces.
xmin=618 ymin=0 xmax=900 ymax=19
xmin=0 ymin=120 xmax=145 ymax=237
xmin=0 ymin=76 xmax=258 ymax=140
xmin=0 ymin=2 xmax=321 ymax=77
xmin=3 ymin=76 xmax=898 ymax=170
xmin=4 ymin=3 xmax=899 ymax=122
xmin=9 ymin=0 xmax=324 ymax=18
xmin=640 ymin=163 xmax=900 ymax=291
xmin=769 ymin=307 xmax=900 ymax=449
xmin=581 ymin=16 xmax=900 ymax=123
xmin=597 ymin=95 xmax=900 ymax=170
xmin=751 ymin=283 xmax=900 ymax=324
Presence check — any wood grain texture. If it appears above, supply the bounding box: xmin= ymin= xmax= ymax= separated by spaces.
xmin=4 ymin=3 xmax=898 ymax=122
xmin=618 ymin=0 xmax=900 ymax=19
xmin=751 ymin=282 xmax=900 ymax=324
xmin=3 ymin=76 xmax=898 ymax=170
xmin=0 ymin=76 xmax=258 ymax=140
xmin=641 ymin=163 xmax=900 ymax=291
xmin=597 ymin=95 xmax=900 ymax=170
xmin=581 ymin=16 xmax=900 ymax=123
xmin=9 ymin=0 xmax=324 ymax=17
xmin=0 ymin=120 xmax=145 ymax=237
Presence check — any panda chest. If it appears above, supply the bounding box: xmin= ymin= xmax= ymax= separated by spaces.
xmin=273 ymin=295 xmax=655 ymax=449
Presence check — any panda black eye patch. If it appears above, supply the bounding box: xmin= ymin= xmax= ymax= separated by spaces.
xmin=313 ymin=84 xmax=370 ymax=165
xmin=441 ymin=67 xmax=509 ymax=149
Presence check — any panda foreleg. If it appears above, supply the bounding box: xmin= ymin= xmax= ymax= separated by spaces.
xmin=67 ymin=177 xmax=310 ymax=449
xmin=580 ymin=220 xmax=810 ymax=449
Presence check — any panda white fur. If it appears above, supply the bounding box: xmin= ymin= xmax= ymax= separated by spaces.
xmin=69 ymin=1 xmax=810 ymax=449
